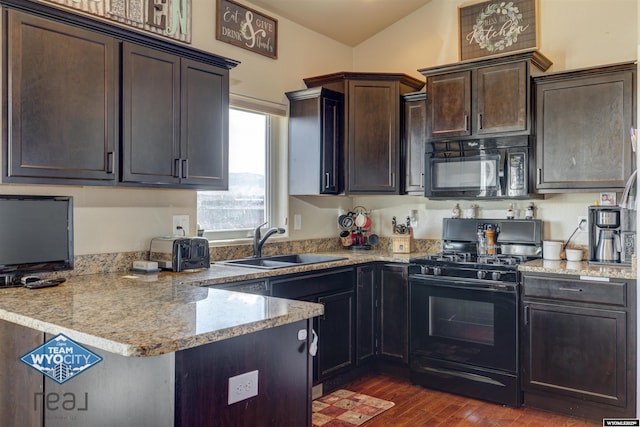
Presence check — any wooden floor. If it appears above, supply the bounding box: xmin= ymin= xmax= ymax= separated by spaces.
xmin=343 ymin=373 xmax=601 ymax=427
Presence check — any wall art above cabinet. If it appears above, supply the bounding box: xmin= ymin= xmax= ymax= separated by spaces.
xmin=533 ymin=62 xmax=636 ymax=192
xmin=2 ymin=1 xmax=238 ymax=190
xmin=419 ymin=50 xmax=552 ymax=141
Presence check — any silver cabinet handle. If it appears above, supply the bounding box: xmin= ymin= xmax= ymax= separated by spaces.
xmin=325 ymin=172 xmax=330 ymax=189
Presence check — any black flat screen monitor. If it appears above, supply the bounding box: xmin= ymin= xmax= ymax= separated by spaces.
xmin=0 ymin=195 xmax=73 ymax=277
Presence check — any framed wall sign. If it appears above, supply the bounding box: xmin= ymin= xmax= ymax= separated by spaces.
xmin=216 ymin=0 xmax=278 ymax=59
xmin=459 ymin=0 xmax=538 ymax=61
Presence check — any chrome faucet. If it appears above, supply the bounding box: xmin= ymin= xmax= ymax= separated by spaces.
xmin=253 ymin=221 xmax=285 ymax=258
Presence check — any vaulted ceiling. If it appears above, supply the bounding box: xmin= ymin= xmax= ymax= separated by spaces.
xmin=245 ymin=0 xmax=433 ymax=47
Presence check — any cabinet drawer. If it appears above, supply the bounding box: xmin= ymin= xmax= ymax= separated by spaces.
xmin=271 ymin=268 xmax=354 ymax=300
xmin=522 ymin=275 xmax=626 ymax=307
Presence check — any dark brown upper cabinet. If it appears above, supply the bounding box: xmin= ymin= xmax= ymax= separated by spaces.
xmin=122 ymin=44 xmax=229 ymax=189
xmin=533 ymin=62 xmax=636 ymax=192
xmin=3 ymin=2 xmax=237 ymax=189
xmin=286 ymin=87 xmax=343 ymax=195
xmin=419 ymin=50 xmax=552 ymax=141
xmin=303 ymin=72 xmax=425 ymax=195
xmin=4 ymin=9 xmax=118 ymax=184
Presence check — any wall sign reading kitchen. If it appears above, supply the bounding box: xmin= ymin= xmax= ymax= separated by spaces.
xmin=216 ymin=0 xmax=278 ymax=59
xmin=458 ymin=0 xmax=538 ymax=61
xmin=41 ymin=0 xmax=191 ymax=43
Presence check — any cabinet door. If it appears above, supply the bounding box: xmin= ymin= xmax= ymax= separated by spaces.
xmin=356 ymin=264 xmax=376 ymax=365
xmin=121 ymin=42 xmax=181 ymax=185
xmin=287 ymin=88 xmax=343 ymax=195
xmin=426 ymin=71 xmax=471 ymax=139
xmin=476 ymin=62 xmax=527 ymax=135
xmin=6 ymin=10 xmax=117 ymax=183
xmin=378 ymin=264 xmax=408 ymax=363
xmin=320 ymin=94 xmax=343 ymax=194
xmin=522 ymin=301 xmax=627 ymax=407
xmin=534 ymin=65 xmax=634 ymax=191
xmin=347 ymin=80 xmax=400 ymax=194
xmin=179 ymin=59 xmax=229 ymax=189
xmin=317 ymin=290 xmax=355 ymax=382
xmin=402 ymin=93 xmax=426 ymax=194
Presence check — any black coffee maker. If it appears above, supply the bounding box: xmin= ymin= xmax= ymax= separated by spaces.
xmin=588 ymin=206 xmax=635 ymax=265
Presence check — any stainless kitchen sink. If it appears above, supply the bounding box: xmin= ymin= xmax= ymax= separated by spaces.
xmin=218 ymin=254 xmax=347 ymax=269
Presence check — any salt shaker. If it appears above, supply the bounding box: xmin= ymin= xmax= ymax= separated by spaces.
xmin=451 ymin=203 xmax=461 ymax=219
xmin=506 ymin=204 xmax=514 ymax=220
xmin=525 ymin=203 xmax=535 ymax=220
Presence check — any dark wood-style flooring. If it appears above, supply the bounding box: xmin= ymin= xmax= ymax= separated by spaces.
xmin=343 ymin=373 xmax=601 ymax=427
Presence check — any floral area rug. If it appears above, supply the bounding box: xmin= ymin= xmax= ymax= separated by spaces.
xmin=312 ymin=389 xmax=395 ymax=426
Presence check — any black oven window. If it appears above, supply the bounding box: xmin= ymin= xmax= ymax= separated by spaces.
xmin=429 ymin=296 xmax=494 ymax=346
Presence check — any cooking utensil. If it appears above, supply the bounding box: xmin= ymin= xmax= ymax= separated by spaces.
xmin=562 ymin=218 xmax=586 ymax=252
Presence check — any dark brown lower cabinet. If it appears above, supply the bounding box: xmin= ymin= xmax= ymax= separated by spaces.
xmin=521 ymin=274 xmax=636 ymax=421
xmin=356 ymin=264 xmax=376 ymax=364
xmin=0 ymin=319 xmax=312 ymax=427
xmin=378 ymin=264 xmax=409 ymax=364
xmin=176 ymin=319 xmax=312 ymax=427
xmin=270 ymin=268 xmax=356 ymax=384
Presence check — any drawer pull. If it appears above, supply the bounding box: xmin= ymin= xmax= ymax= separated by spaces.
xmin=558 ymin=287 xmax=583 ymax=292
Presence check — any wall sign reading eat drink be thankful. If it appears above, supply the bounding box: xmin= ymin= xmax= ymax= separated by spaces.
xmin=459 ymin=0 xmax=538 ymax=61
xmin=216 ymin=0 xmax=278 ymax=59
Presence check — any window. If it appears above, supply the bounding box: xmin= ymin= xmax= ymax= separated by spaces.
xmin=197 ymin=101 xmax=287 ymax=241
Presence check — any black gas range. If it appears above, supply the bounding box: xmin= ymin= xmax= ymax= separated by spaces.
xmin=408 ymin=218 xmax=543 ymax=408
xmin=409 ymin=252 xmax=535 ymax=284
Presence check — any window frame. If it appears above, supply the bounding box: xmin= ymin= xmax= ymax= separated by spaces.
xmin=198 ymin=94 xmax=288 ymax=243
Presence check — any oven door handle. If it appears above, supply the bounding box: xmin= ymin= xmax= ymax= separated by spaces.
xmin=410 ymin=275 xmax=515 ymax=293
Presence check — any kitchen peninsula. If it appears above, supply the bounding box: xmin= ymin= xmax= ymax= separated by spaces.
xmin=1 ymin=250 xmax=636 ymax=426
xmin=0 ymin=271 xmax=324 ymax=427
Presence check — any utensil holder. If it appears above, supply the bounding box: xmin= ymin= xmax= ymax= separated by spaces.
xmin=392 ymin=229 xmax=413 ymax=253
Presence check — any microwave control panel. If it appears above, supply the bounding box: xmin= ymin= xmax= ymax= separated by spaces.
xmin=507 ymin=152 xmax=527 ymax=196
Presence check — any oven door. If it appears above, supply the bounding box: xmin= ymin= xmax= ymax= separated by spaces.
xmin=409 ymin=274 xmax=518 ymax=372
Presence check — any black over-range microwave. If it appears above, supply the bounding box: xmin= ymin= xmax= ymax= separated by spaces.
xmin=424 ymin=136 xmax=535 ymax=199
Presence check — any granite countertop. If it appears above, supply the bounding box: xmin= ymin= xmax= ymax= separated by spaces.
xmin=1 ymin=248 xmax=632 ymax=359
xmin=0 ymin=249 xmax=425 ymax=358
xmin=519 ymin=259 xmax=636 ymax=280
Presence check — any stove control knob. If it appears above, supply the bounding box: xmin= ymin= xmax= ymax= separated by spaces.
xmin=491 ymin=272 xmax=501 ymax=281
xmin=420 ymin=266 xmax=430 ymax=275
xmin=432 ymin=267 xmax=442 ymax=276
xmin=476 ymin=270 xmax=486 ymax=279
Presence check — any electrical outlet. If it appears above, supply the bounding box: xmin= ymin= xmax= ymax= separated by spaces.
xmin=228 ymin=370 xmax=258 ymax=405
xmin=172 ymin=215 xmax=189 ymax=236
xmin=578 ymin=216 xmax=588 ymax=232
xmin=293 ymin=214 xmax=302 ymax=230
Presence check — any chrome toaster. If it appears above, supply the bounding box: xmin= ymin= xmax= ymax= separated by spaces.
xmin=149 ymin=237 xmax=210 ymax=272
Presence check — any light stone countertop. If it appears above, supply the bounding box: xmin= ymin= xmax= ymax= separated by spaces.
xmin=519 ymin=259 xmax=636 ymax=280
xmin=0 ymin=249 xmax=425 ymax=358
xmin=1 ymin=248 xmax=633 ymax=359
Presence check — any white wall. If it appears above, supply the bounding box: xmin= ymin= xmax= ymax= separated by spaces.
xmin=338 ymin=0 xmax=638 ymax=246
xmin=1 ymin=0 xmax=637 ymax=254
xmin=0 ymin=0 xmax=353 ymax=255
